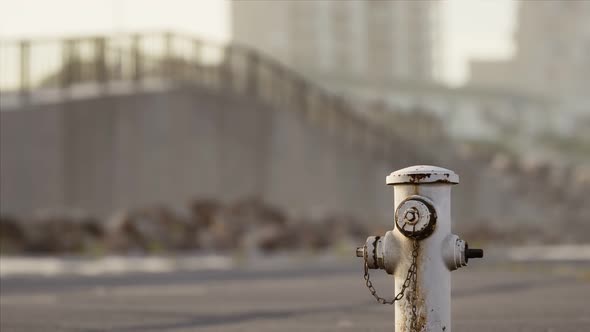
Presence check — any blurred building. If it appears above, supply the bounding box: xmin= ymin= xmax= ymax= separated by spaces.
xmin=514 ymin=0 xmax=590 ymax=115
xmin=468 ymin=59 xmax=515 ymax=89
xmin=469 ymin=0 xmax=590 ymax=140
xmin=470 ymin=0 xmax=590 ymax=102
xmin=231 ymin=0 xmax=440 ymax=84
xmin=232 ymin=0 xmax=584 ymax=161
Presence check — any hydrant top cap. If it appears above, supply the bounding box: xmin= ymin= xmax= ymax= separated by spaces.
xmin=386 ymin=165 xmax=459 ymax=185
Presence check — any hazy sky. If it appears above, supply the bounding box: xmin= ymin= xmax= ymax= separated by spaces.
xmin=0 ymin=0 xmax=515 ymax=86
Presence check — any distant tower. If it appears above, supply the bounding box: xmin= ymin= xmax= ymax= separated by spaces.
xmin=231 ymin=0 xmax=440 ymax=84
xmin=511 ymin=0 xmax=590 ymax=100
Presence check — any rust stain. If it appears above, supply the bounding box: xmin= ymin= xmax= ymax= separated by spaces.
xmin=372 ymin=236 xmax=380 ymax=267
xmin=432 ymin=179 xmax=453 ymax=184
xmin=407 ymin=173 xmax=432 ymax=183
xmin=398 ymin=243 xmax=427 ymax=332
xmin=415 ymin=245 xmax=427 ymax=331
xmin=390 ymin=172 xmax=456 ymax=185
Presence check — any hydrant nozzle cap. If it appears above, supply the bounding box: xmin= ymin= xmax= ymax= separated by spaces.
xmin=356 ymin=247 xmax=365 ymax=258
xmin=386 ymin=165 xmax=459 ymax=185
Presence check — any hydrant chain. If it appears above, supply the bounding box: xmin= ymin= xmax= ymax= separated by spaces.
xmin=362 ymin=240 xmax=420 ymax=307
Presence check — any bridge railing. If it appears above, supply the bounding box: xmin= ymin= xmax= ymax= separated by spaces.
xmin=0 ymin=32 xmax=404 ymax=158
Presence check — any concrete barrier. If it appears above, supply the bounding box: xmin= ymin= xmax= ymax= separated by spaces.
xmin=0 ymin=85 xmax=410 ymax=222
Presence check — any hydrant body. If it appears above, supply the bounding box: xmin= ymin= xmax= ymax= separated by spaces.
xmin=358 ymin=165 xmax=483 ymax=332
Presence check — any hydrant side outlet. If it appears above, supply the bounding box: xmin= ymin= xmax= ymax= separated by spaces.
xmin=378 ymin=231 xmax=401 ymax=274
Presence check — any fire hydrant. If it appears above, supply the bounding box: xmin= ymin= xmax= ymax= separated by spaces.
xmin=356 ymin=165 xmax=483 ymax=332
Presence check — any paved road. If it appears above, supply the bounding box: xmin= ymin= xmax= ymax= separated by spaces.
xmin=1 ymin=259 xmax=589 ymax=332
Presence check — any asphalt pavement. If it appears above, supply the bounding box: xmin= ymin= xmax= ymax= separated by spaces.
xmin=1 ymin=258 xmax=589 ymax=332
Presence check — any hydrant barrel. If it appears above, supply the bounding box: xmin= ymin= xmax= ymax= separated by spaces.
xmin=388 ymin=166 xmax=458 ymax=332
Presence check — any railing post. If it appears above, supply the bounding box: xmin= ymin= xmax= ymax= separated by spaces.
xmin=61 ymin=39 xmax=74 ymax=91
xmin=163 ymin=32 xmax=173 ymax=79
xmin=325 ymin=96 xmax=335 ymax=135
xmin=95 ymin=37 xmax=107 ymax=88
xmin=220 ymin=45 xmax=234 ymax=92
xmin=298 ymin=79 xmax=309 ymax=117
xmin=342 ymin=108 xmax=355 ymax=147
xmin=246 ymin=51 xmax=259 ymax=97
xmin=192 ymin=39 xmax=203 ymax=85
xmin=19 ymin=40 xmax=30 ymax=100
xmin=271 ymin=61 xmax=286 ymax=107
xmin=351 ymin=115 xmax=362 ymax=148
xmin=132 ymin=34 xmax=142 ymax=84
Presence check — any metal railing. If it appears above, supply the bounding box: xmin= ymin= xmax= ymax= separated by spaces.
xmin=0 ymin=32 xmax=398 ymax=156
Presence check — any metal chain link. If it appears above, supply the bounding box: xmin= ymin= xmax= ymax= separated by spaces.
xmin=362 ymin=240 xmax=420 ymax=329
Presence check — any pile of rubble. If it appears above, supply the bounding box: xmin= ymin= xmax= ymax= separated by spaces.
xmin=3 ymin=154 xmax=588 ymax=255
xmin=0 ymin=198 xmax=371 ymax=255
xmin=451 ymin=146 xmax=590 ymax=244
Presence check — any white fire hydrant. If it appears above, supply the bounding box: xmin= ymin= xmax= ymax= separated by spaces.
xmin=356 ymin=165 xmax=483 ymax=332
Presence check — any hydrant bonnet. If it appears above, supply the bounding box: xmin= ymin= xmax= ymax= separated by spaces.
xmin=386 ymin=165 xmax=459 ymax=185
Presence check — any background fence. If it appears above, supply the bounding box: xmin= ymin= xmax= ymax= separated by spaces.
xmin=1 ymin=32 xmax=410 ymax=158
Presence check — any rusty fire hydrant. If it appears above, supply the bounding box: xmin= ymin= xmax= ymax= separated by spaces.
xmin=356 ymin=165 xmax=483 ymax=332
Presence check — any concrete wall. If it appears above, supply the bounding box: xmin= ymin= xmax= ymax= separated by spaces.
xmin=1 ymin=86 xmax=419 ymax=221
xmin=1 ymin=106 xmax=66 ymax=215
